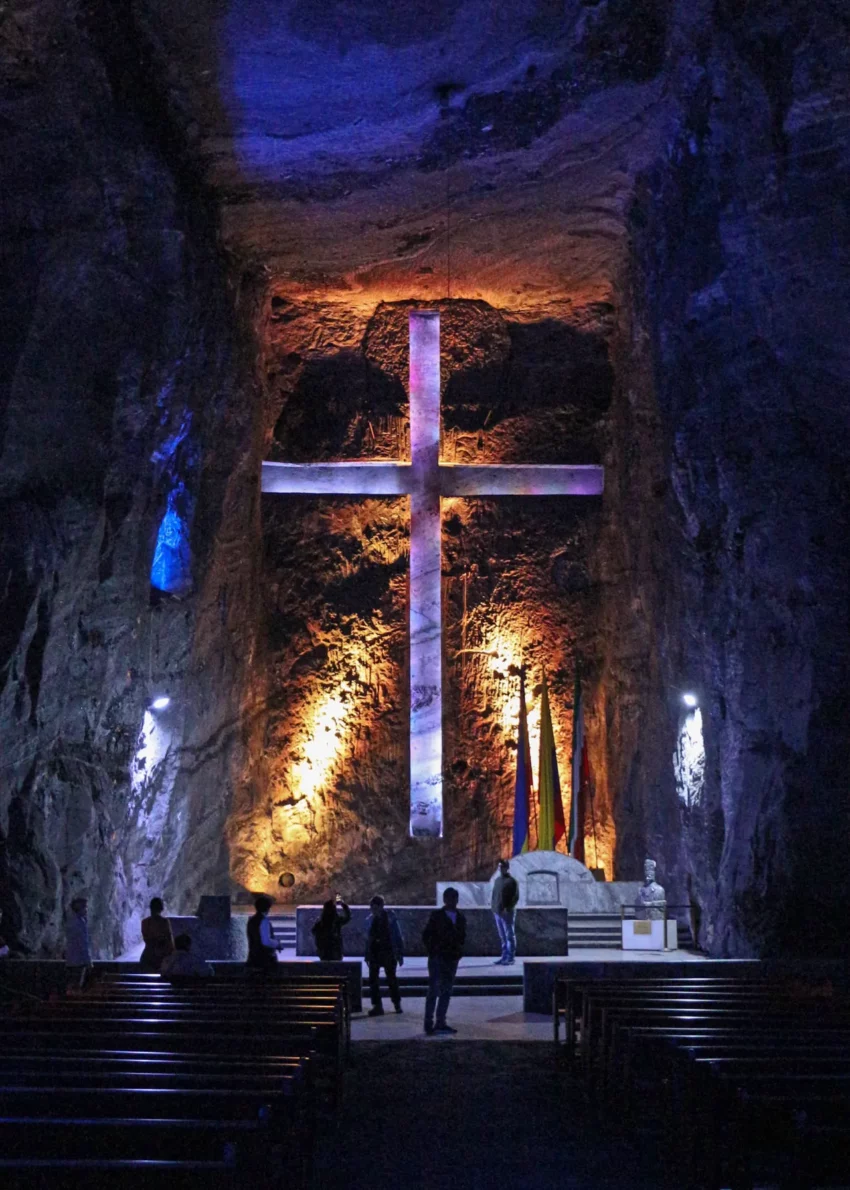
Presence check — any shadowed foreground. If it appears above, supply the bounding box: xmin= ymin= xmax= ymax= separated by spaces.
xmin=314 ymin=1041 xmax=658 ymax=1190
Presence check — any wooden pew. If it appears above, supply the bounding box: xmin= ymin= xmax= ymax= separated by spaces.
xmin=84 ymin=973 xmax=353 ymax=1053
xmin=0 ymin=977 xmax=351 ymax=1187
xmin=555 ymin=973 xmax=850 ymax=1188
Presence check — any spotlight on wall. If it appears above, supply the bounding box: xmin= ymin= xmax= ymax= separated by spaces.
xmin=150 ymin=696 xmax=171 ymax=711
xmin=682 ymin=692 xmax=698 ymax=709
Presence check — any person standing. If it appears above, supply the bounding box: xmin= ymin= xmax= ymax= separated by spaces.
xmin=246 ymin=894 xmax=284 ymax=971
xmin=65 ymin=896 xmax=92 ymax=994
xmin=312 ymin=896 xmax=351 ymax=961
xmin=423 ymin=887 xmax=466 ymax=1035
xmin=365 ymin=895 xmax=404 ymax=1016
xmin=491 ymin=859 xmax=520 ymax=966
xmin=140 ymin=897 xmax=175 ymax=972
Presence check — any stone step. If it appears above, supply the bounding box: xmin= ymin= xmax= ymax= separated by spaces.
xmin=366 ymin=975 xmax=523 ymax=998
xmin=274 ymin=908 xmax=694 ymax=954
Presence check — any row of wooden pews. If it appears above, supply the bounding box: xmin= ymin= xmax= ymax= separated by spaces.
xmin=554 ymin=970 xmax=850 ymax=1189
xmin=0 ymin=969 xmax=351 ymax=1187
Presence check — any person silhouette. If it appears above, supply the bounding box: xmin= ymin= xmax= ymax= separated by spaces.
xmin=365 ymin=896 xmax=404 ymax=1015
xmin=140 ymin=897 xmax=175 ymax=972
xmin=423 ymin=888 xmax=466 ymax=1035
xmin=312 ymin=897 xmax=351 ymax=961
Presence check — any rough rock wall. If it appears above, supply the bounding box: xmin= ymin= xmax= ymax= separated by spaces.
xmin=603 ymin=0 xmax=850 ymax=955
xmin=0 ymin=1 xmax=260 ymax=955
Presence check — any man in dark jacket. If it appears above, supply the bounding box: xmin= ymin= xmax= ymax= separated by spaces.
xmin=491 ymin=859 xmax=520 ymax=965
xmin=246 ymin=894 xmax=283 ymax=971
xmin=422 ymin=887 xmax=466 ymax=1035
xmin=365 ymin=895 xmax=404 ymax=1016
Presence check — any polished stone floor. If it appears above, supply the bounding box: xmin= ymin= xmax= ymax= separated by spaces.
xmin=354 ymin=996 xmax=551 ymax=1041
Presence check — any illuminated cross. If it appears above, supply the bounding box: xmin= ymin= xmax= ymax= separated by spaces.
xmin=262 ymin=311 xmax=604 ymax=838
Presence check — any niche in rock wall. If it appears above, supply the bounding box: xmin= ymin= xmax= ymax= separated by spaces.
xmin=234 ymin=299 xmax=612 ymax=902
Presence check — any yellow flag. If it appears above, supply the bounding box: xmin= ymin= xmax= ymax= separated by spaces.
xmin=537 ymin=670 xmax=565 ymax=851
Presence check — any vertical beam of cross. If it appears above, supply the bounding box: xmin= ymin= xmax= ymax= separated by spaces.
xmin=261 ymin=309 xmax=604 ymax=842
xmin=408 ymin=312 xmax=443 ymax=836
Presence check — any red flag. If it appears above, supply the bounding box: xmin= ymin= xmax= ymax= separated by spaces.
xmin=553 ymin=747 xmax=567 ymax=847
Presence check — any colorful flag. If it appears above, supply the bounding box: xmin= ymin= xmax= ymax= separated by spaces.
xmin=512 ymin=671 xmax=532 ymax=856
xmin=569 ymin=661 xmax=585 ymax=863
xmin=538 ymin=670 xmax=567 ymax=851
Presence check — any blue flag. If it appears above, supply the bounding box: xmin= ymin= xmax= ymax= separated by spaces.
xmin=512 ymin=672 xmax=532 ymax=855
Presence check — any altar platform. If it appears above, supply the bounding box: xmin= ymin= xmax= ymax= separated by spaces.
xmin=254 ymin=949 xmax=721 ymax=1015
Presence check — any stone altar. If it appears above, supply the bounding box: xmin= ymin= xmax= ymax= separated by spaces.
xmin=437 ymin=851 xmax=642 ymax=914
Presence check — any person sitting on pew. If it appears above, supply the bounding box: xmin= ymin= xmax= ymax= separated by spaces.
xmin=246 ymin=894 xmax=285 ymax=970
xmin=140 ymin=896 xmax=175 ymax=972
xmin=312 ymin=896 xmax=351 ymax=961
xmin=65 ymin=896 xmax=92 ymax=994
xmin=160 ymin=932 xmax=213 ymax=979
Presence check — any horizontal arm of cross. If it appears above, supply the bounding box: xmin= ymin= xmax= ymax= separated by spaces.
xmin=439 ymin=464 xmax=604 ymax=497
xmin=261 ymin=461 xmax=604 ymax=498
xmin=262 ymin=461 xmax=411 ymax=495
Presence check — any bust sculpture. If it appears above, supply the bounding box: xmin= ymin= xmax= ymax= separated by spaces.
xmin=636 ymin=858 xmax=666 ymax=920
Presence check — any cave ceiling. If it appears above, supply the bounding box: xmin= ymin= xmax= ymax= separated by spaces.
xmin=139 ymin=0 xmax=668 ymax=319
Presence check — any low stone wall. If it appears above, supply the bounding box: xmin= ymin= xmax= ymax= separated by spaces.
xmin=297 ymin=905 xmax=570 ymax=957
xmin=165 ymin=916 xmax=247 ymax=961
xmin=437 ymin=879 xmax=643 ymax=912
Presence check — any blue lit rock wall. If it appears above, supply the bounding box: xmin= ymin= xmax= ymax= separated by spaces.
xmin=600 ymin=1 xmax=850 ymax=956
xmin=0 ymin=0 xmax=262 ymax=956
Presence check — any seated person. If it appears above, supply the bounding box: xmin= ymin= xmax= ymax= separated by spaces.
xmin=160 ymin=933 xmax=213 ymax=979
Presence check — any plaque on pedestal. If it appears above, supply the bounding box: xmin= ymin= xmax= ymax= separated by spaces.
xmin=621 ymin=918 xmax=678 ymax=950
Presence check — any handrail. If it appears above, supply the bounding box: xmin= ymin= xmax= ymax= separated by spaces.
xmin=619 ymin=903 xmax=692 ymax=917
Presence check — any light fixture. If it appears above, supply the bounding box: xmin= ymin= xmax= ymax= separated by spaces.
xmin=150 ymin=696 xmax=171 ymax=710
xmin=682 ymin=692 xmax=698 ymax=709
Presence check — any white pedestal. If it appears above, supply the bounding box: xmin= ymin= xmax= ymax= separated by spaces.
xmin=621 ymin=919 xmax=678 ymax=950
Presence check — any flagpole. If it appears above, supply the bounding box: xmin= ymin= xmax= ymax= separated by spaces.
xmin=589 ymin=774 xmax=600 ymax=870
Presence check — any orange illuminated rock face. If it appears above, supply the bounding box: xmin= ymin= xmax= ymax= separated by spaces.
xmin=227 ymin=298 xmax=615 ymax=903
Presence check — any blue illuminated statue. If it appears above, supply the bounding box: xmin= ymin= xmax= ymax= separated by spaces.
xmin=151 ymin=483 xmax=193 ymax=595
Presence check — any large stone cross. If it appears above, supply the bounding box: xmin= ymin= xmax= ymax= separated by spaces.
xmin=262 ymin=310 xmax=604 ymax=838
